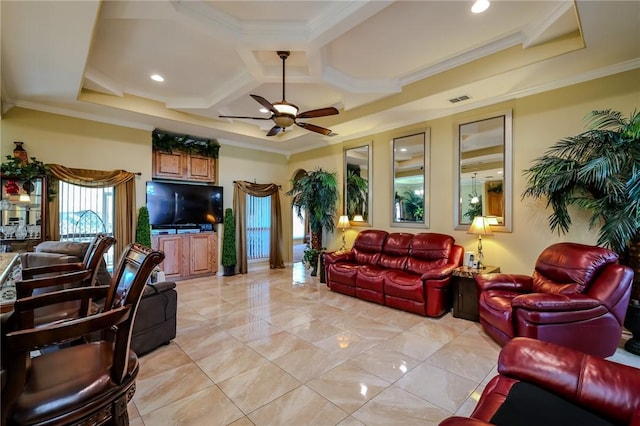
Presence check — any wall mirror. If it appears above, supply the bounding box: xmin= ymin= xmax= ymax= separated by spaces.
xmin=344 ymin=143 xmax=372 ymax=226
xmin=391 ymin=130 xmax=429 ymax=228
xmin=454 ymin=110 xmax=512 ymax=232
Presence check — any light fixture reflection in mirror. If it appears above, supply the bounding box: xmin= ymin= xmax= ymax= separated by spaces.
xmin=344 ymin=144 xmax=372 ymax=226
xmin=455 ymin=111 xmax=512 ymax=232
xmin=392 ymin=130 xmax=429 ymax=228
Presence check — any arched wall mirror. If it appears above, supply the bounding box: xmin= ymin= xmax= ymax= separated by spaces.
xmin=454 ymin=110 xmax=512 ymax=232
xmin=344 ymin=143 xmax=372 ymax=226
xmin=391 ymin=130 xmax=430 ymax=228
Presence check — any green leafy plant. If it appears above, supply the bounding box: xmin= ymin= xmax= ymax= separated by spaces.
xmin=222 ymin=208 xmax=237 ymax=271
xmin=152 ymin=130 xmax=220 ymax=158
xmin=464 ymin=194 xmax=483 ymax=221
xmin=286 ymin=168 xmax=339 ymax=251
xmin=345 ymin=167 xmax=368 ymax=219
xmin=522 ymin=109 xmax=640 ymax=300
xmin=1 ymin=155 xmax=56 ymax=201
xmin=135 ymin=206 xmax=152 ymax=248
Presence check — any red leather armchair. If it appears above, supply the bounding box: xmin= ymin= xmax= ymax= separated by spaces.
xmin=476 ymin=243 xmax=633 ymax=357
xmin=439 ymin=337 xmax=640 ymax=426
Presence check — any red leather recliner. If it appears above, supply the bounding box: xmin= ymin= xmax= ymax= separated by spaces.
xmin=476 ymin=242 xmax=633 ymax=357
xmin=439 ymin=337 xmax=640 ymax=426
xmin=325 ymin=230 xmax=388 ymax=296
xmin=384 ymin=233 xmax=463 ymax=317
xmin=356 ymin=232 xmax=414 ymax=304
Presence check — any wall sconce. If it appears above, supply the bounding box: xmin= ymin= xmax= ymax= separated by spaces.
xmin=338 ymin=215 xmax=350 ymax=250
xmin=467 ymin=216 xmax=493 ymax=269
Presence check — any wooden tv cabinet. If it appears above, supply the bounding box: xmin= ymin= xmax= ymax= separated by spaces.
xmin=152 ymin=231 xmax=218 ymax=279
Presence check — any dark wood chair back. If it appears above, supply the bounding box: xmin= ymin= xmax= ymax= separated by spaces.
xmin=1 ymin=243 xmax=164 ymax=426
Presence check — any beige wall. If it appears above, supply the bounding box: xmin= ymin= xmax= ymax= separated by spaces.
xmin=289 ymin=68 xmax=640 ymax=274
xmin=2 ymin=69 xmax=638 ymax=272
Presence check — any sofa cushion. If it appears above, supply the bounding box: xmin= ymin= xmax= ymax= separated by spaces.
xmin=352 ymin=230 xmax=387 ymax=266
xmin=378 ymin=232 xmax=412 ymax=270
xmin=35 ymin=241 xmax=89 ymax=260
xmin=406 ymin=233 xmax=453 ymax=275
xmin=35 ymin=241 xmax=111 ymax=286
xmin=532 ymin=243 xmax=619 ymax=294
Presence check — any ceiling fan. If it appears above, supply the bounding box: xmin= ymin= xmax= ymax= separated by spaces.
xmin=219 ymin=51 xmax=339 ymax=137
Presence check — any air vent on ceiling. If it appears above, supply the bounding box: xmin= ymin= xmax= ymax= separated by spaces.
xmin=449 ymin=95 xmax=471 ymax=103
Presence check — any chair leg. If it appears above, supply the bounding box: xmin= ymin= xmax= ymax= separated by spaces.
xmin=112 ymin=394 xmax=129 ymax=426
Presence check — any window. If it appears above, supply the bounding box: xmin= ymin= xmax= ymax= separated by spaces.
xmin=246 ymin=194 xmax=270 ymax=261
xmin=58 ymin=181 xmax=115 ymax=268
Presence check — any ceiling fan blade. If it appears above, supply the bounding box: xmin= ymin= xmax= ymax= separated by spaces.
xmin=250 ymin=94 xmax=279 ymax=115
xmin=219 ymin=115 xmax=272 ymax=120
xmin=297 ymin=107 xmax=339 ymax=119
xmin=296 ymin=122 xmax=332 ymax=136
xmin=266 ymin=125 xmax=283 ymax=136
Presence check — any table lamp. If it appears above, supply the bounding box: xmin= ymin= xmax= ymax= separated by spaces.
xmin=338 ymin=215 xmax=350 ymax=250
xmin=467 ymin=216 xmax=493 ymax=269
xmin=353 ymin=215 xmax=364 ymax=222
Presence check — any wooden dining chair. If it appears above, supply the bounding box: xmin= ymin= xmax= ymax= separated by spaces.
xmin=1 ymin=243 xmax=164 ymax=426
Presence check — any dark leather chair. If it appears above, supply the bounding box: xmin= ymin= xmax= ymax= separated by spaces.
xmin=476 ymin=242 xmax=633 ymax=357
xmin=439 ymin=337 xmax=640 ymax=426
xmin=2 ymin=243 xmax=164 ymax=426
xmin=11 ymin=234 xmax=116 ymax=329
xmin=131 ymin=280 xmax=178 ymax=356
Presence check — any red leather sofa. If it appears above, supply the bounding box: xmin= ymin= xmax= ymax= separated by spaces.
xmin=439 ymin=337 xmax=640 ymax=426
xmin=476 ymin=242 xmax=633 ymax=357
xmin=324 ymin=230 xmax=463 ymax=317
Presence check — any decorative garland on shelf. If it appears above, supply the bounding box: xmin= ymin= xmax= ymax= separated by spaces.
xmin=152 ymin=130 xmax=220 ymax=159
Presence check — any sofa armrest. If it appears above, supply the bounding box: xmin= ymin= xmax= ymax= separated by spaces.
xmin=421 ymin=263 xmax=458 ymax=280
xmin=475 ymin=273 xmax=533 ymax=292
xmin=511 ymin=293 xmax=601 ymax=312
xmin=324 ymin=250 xmax=353 ymax=265
xmin=498 ymin=338 xmax=640 ymax=425
xmin=20 ymin=252 xmax=78 ymax=270
xmin=143 ymin=281 xmax=176 ymax=298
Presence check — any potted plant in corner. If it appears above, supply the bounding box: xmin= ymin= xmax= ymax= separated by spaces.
xmin=222 ymin=208 xmax=237 ymax=276
xmin=286 ymin=167 xmax=339 ymax=276
xmin=522 ymin=109 xmax=640 ymax=354
xmin=135 ymin=206 xmax=152 ymax=248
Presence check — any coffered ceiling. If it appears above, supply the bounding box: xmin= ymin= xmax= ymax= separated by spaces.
xmin=2 ymin=1 xmax=639 ymax=156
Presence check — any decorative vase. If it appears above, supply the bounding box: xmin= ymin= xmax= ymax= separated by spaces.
xmin=15 ymin=224 xmax=28 ymax=240
xmin=13 ymin=141 xmax=28 ymax=165
xmin=624 ymin=302 xmax=640 ymax=356
xmin=22 ymin=180 xmax=35 ymax=195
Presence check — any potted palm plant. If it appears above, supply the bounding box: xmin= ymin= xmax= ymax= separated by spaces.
xmin=222 ymin=208 xmax=237 ymax=276
xmin=286 ymin=168 xmax=339 ymax=276
xmin=522 ymin=109 xmax=640 ymax=354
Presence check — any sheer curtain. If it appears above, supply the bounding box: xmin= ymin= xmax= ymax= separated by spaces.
xmin=47 ymin=165 xmax=137 ymax=260
xmin=233 ymin=181 xmax=285 ymax=274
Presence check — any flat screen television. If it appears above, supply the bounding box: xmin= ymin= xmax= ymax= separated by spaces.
xmin=146 ymin=181 xmax=223 ymax=227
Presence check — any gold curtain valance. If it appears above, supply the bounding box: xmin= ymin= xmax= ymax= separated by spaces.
xmin=48 ymin=164 xmax=136 ymax=188
xmin=234 ymin=181 xmax=280 ymax=197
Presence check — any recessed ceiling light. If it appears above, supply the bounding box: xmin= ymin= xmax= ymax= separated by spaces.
xmin=150 ymin=74 xmax=165 ymax=82
xmin=471 ymin=0 xmax=490 ymax=13
xmin=400 ymin=148 xmax=407 ymax=152
xmin=259 ymin=108 xmax=269 ymax=113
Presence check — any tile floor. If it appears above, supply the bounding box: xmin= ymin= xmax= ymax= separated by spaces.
xmin=128 ymin=263 xmax=640 ymax=426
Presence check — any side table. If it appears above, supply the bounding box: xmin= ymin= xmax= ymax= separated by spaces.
xmin=452 ymin=265 xmax=500 ymax=321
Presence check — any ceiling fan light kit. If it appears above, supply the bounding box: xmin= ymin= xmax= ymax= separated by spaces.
xmin=219 ymin=51 xmax=338 ymax=137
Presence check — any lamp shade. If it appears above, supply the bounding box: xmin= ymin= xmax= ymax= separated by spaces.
xmin=338 ymin=215 xmax=350 ymax=229
xmin=353 ymin=215 xmax=364 ymax=222
xmin=467 ymin=216 xmax=494 ymax=236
